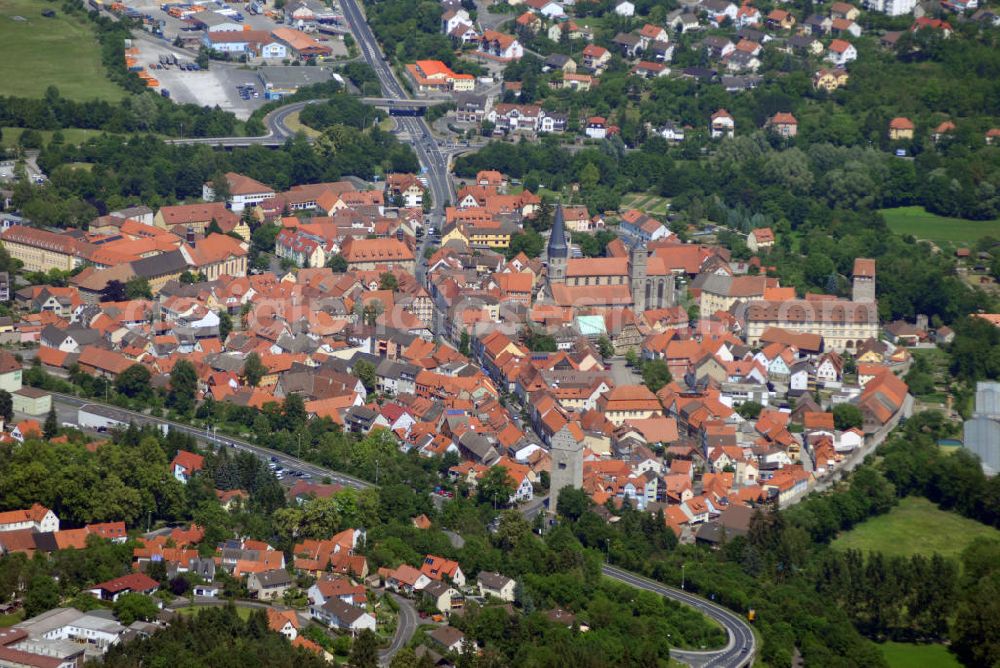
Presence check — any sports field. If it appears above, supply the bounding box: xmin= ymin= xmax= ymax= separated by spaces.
xmin=0 ymin=0 xmax=124 ymax=101
xmin=832 ymin=496 xmax=1000 ymax=560
xmin=881 ymin=206 xmax=1000 ymax=246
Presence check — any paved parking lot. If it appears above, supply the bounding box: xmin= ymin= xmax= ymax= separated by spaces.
xmin=121 ymin=1 xmax=350 ymax=119
xmin=134 ymin=36 xmax=267 ymax=118
xmin=125 ymin=0 xmax=282 ymax=40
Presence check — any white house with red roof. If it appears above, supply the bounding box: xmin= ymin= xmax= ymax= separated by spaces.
xmin=421 ymin=555 xmax=466 ymax=586
xmin=87 ymin=572 xmax=160 ymax=601
xmin=826 ymin=39 xmax=857 ymax=66
xmin=203 ymin=172 xmax=276 ymax=212
xmin=585 ymin=116 xmax=608 ymax=139
xmin=0 ymin=504 xmax=59 ymax=533
xmin=171 ymin=450 xmax=205 ymax=484
xmin=711 ymin=109 xmax=735 ymax=138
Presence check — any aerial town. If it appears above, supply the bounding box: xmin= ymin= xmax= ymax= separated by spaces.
xmin=0 ymin=0 xmax=999 ymax=664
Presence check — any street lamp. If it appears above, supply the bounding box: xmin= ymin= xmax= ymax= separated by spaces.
xmin=605 ymin=538 xmax=610 ymax=564
xmin=681 ymin=563 xmax=686 ymax=591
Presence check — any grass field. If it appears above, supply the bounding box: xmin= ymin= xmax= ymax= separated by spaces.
xmin=0 ymin=126 xmax=111 ymax=148
xmin=879 ymin=642 xmax=961 ymax=668
xmin=832 ymin=496 xmax=1000 ymax=560
xmin=0 ymin=610 xmax=24 ymax=626
xmin=281 ymin=111 xmax=322 ymax=139
xmin=174 ymin=605 xmax=254 ymax=620
xmin=880 ymin=206 xmax=1000 ymax=246
xmin=0 ymin=0 xmax=124 ymax=101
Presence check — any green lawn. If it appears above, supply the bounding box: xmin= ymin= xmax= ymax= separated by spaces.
xmin=0 ymin=0 xmax=125 ymax=101
xmin=832 ymin=496 xmax=1000 ymax=561
xmin=0 ymin=127 xmax=112 ymax=148
xmin=0 ymin=610 xmax=24 ymax=626
xmin=880 ymin=206 xmax=1000 ymax=246
xmin=879 ymin=641 xmax=961 ymax=668
xmin=174 ymin=605 xmax=254 ymax=620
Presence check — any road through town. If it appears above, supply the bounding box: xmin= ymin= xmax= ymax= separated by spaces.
xmin=50 ymin=391 xmax=372 ymax=490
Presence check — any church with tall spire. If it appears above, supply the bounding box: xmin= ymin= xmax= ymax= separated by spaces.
xmin=543 ymin=204 xmax=675 ymax=313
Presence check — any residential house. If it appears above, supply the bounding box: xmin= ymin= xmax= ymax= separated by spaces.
xmin=386 ymin=174 xmax=426 ymax=208
xmin=247 ymin=569 xmax=293 ymax=601
xmin=747 ymin=227 xmax=775 ymax=253
xmin=171 ymin=450 xmax=204 ymax=484
xmin=0 ymin=504 xmax=59 ymax=533
xmin=766 ymin=112 xmax=797 ymax=138
xmin=826 ymin=39 xmax=858 ymax=66
xmin=766 ymin=8 xmax=795 ymax=29
xmin=889 ymin=116 xmax=915 ymax=140
xmin=479 ymin=30 xmax=524 ymax=60
xmin=311 ymin=598 xmax=377 ymax=634
xmin=813 ymin=68 xmax=849 ymax=92
xmin=87 ymin=573 xmax=159 ymax=601
xmin=582 ymin=45 xmax=612 ymax=73
xmin=711 ymin=109 xmax=735 ymax=138
xmin=421 ymin=555 xmax=466 ymax=586
xmin=422 ymin=580 xmax=462 ymax=613
xmin=383 ymin=564 xmax=432 ymax=594
xmin=476 ymin=571 xmax=515 ymax=602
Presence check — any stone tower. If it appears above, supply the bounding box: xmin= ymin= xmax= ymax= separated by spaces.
xmin=629 ymin=241 xmax=648 ymax=314
xmin=547 ymin=204 xmax=568 ymax=286
xmin=549 ymin=423 xmax=584 ymax=512
xmin=852 ymin=258 xmax=876 ymax=303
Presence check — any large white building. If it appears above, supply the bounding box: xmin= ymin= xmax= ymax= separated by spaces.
xmin=744 ymin=259 xmax=879 ymax=352
xmin=0 ymin=503 xmax=59 ymax=533
xmin=864 ymin=0 xmax=917 ymax=15
xmin=964 ymin=382 xmax=1000 ymax=475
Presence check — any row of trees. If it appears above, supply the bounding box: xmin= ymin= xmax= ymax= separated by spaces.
xmin=13 ymin=120 xmax=417 ymax=229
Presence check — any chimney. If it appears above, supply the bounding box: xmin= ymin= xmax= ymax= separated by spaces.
xmin=186 ymin=226 xmax=196 ymax=246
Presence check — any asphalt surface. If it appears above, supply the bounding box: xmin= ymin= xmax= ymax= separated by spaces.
xmin=167 ymin=0 xmax=457 ymax=216
xmin=52 ymin=391 xmax=372 ymax=491
xmin=379 ymin=593 xmax=418 ymax=664
xmin=602 ymin=565 xmax=755 ymax=668
xmin=337 ymin=0 xmax=454 ymax=213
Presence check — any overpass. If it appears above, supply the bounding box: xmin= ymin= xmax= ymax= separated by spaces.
xmin=360 ymin=97 xmax=436 ymax=107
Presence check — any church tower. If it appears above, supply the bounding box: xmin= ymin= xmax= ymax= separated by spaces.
xmin=852 ymin=258 xmax=876 ymax=303
xmin=547 ymin=204 xmax=568 ymax=286
xmin=630 ymin=241 xmax=648 ymax=313
xmin=549 ymin=423 xmax=584 ymax=512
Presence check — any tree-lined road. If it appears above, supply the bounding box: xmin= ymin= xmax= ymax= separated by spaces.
xmin=602 ymin=565 xmax=755 ymax=668
xmin=50 ymin=392 xmax=372 ymax=491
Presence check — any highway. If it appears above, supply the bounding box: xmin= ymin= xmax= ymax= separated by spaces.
xmin=602 ymin=565 xmax=755 ymax=668
xmin=51 ymin=392 xmax=372 ymax=491
xmin=337 ymin=0 xmax=455 ymax=215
